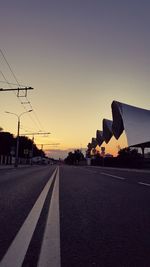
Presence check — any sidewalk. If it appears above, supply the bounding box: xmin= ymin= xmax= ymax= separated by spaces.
xmin=0 ymin=164 xmax=31 ymax=170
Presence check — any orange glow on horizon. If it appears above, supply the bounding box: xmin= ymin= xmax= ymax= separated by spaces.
xmin=95 ymin=132 xmax=128 ymax=157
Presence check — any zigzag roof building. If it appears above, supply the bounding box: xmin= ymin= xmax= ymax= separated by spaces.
xmin=87 ymin=100 xmax=150 ymax=157
xmin=111 ymin=100 xmax=150 ymax=147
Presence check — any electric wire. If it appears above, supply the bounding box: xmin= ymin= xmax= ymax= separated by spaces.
xmin=0 ymin=69 xmax=41 ymax=130
xmin=0 ymin=49 xmax=46 ymax=132
xmin=0 ymin=81 xmax=27 ymax=87
xmin=0 ymin=49 xmax=42 ymax=129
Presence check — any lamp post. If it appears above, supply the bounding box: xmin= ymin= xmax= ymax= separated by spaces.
xmin=5 ymin=110 xmax=33 ymax=167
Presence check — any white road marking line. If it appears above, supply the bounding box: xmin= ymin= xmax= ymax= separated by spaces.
xmin=0 ymin=167 xmax=58 ymax=267
xmin=38 ymin=167 xmax=60 ymax=267
xmin=138 ymin=182 xmax=150 ymax=187
xmin=101 ymin=172 xmax=125 ymax=180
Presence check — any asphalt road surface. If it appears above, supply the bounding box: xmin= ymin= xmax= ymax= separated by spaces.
xmin=0 ymin=164 xmax=150 ymax=267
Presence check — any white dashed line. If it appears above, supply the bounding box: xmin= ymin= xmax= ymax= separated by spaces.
xmin=138 ymin=182 xmax=150 ymax=187
xmin=101 ymin=172 xmax=126 ymax=180
xmin=101 ymin=172 xmax=150 ymax=188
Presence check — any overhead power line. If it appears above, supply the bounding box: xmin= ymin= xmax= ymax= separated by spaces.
xmin=0 ymin=81 xmax=27 ymax=87
xmin=0 ymin=49 xmax=21 ymax=87
xmin=0 ymin=49 xmax=47 ymax=132
xmin=20 ymin=132 xmax=51 ymax=150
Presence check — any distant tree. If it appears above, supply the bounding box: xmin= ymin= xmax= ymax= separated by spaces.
xmin=14 ymin=135 xmax=45 ymax=158
xmin=74 ymin=149 xmax=84 ymax=164
xmin=65 ymin=152 xmax=74 ymax=165
xmin=0 ymin=131 xmax=45 ymax=165
xmin=16 ymin=136 xmax=33 ymax=157
xmin=117 ymin=147 xmax=143 ymax=168
xmin=0 ymin=132 xmax=14 ymax=155
xmin=118 ymin=147 xmax=141 ymax=159
xmin=65 ymin=149 xmax=85 ymax=165
xmin=91 ymin=151 xmax=103 ymax=165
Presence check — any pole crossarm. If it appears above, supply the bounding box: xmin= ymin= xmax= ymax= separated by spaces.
xmin=20 ymin=132 xmax=51 ymax=136
xmin=0 ymin=87 xmax=33 ymax=97
xmin=37 ymin=143 xmax=60 ymax=146
xmin=36 ymin=143 xmax=60 ymax=150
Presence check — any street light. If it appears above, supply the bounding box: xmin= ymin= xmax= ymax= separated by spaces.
xmin=5 ymin=110 xmax=33 ymax=167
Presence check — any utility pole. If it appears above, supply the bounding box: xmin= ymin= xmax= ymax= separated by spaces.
xmin=5 ymin=110 xmax=33 ymax=167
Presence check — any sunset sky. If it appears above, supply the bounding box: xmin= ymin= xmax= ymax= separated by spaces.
xmin=0 ymin=0 xmax=150 ymax=159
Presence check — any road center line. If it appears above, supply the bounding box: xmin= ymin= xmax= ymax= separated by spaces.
xmin=38 ymin=167 xmax=60 ymax=267
xmin=101 ymin=172 xmax=125 ymax=180
xmin=0 ymin=167 xmax=58 ymax=267
xmin=138 ymin=182 xmax=150 ymax=187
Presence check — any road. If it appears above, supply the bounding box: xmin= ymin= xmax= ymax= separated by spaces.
xmin=0 ymin=165 xmax=150 ymax=267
